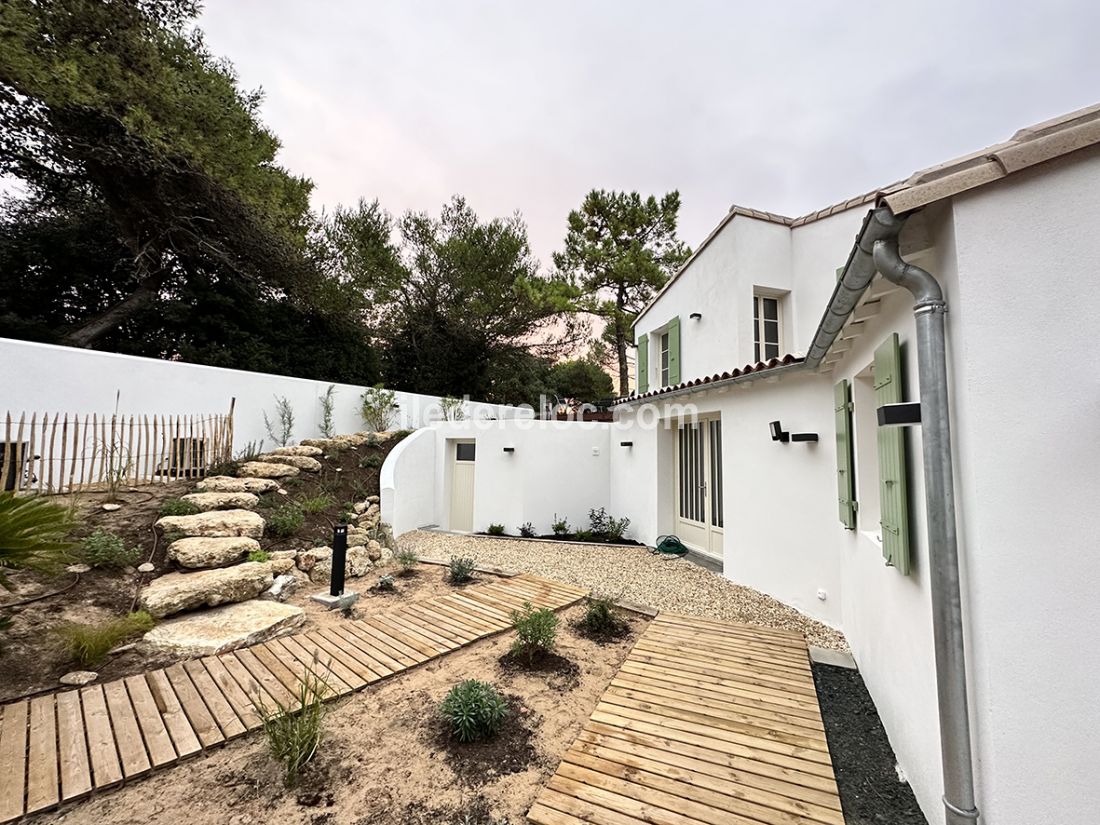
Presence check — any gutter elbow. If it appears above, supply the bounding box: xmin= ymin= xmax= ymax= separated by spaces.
xmin=873 ymin=238 xmax=944 ymax=308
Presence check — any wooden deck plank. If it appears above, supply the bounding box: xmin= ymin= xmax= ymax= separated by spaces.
xmin=55 ymin=691 xmax=92 ymax=803
xmin=199 ymin=657 xmax=263 ymax=731
xmin=124 ymin=675 xmax=179 ymax=765
xmin=314 ymin=627 xmax=389 ymax=682
xmin=163 ymin=664 xmax=223 ymax=748
xmin=370 ymin=613 xmax=450 ymax=655
xmin=80 ymin=686 xmax=123 ymax=789
xmin=102 ymin=679 xmax=152 ymax=778
xmin=349 ymin=619 xmax=425 ymax=666
xmin=364 ymin=615 xmax=444 ymax=657
xmin=337 ymin=624 xmax=408 ymax=673
xmin=0 ymin=700 xmax=29 ymax=823
xmin=287 ymin=633 xmax=365 ymax=692
xmin=26 ymin=695 xmax=59 ymax=815
xmin=229 ymin=648 xmax=296 ymax=710
xmin=183 ymin=659 xmax=247 ymax=739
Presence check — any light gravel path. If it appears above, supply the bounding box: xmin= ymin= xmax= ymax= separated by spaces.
xmin=399 ymin=530 xmax=848 ymax=650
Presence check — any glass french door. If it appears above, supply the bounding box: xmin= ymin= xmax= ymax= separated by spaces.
xmin=675 ymin=418 xmax=723 ymax=558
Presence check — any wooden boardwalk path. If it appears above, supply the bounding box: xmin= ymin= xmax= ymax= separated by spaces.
xmin=528 ymin=612 xmax=844 ymax=825
xmin=0 ymin=573 xmax=586 ymax=823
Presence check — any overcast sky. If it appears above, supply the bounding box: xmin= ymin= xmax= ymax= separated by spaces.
xmin=198 ymin=0 xmax=1099 ymax=265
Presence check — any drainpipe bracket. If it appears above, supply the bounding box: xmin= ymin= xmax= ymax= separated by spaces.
xmin=914 ymin=299 xmax=947 ymax=316
xmin=943 ymin=796 xmax=980 ymax=821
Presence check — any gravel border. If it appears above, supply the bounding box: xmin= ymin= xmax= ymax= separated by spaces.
xmin=399 ymin=530 xmax=848 ymax=650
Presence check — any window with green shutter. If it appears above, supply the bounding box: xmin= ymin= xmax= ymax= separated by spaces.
xmin=874 ymin=333 xmax=912 ymax=574
xmin=667 ymin=316 xmax=681 ymax=385
xmin=636 ymin=333 xmax=648 ymax=394
xmin=834 ymin=379 xmax=856 ymax=529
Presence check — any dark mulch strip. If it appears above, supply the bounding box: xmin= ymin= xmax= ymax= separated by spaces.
xmin=812 ymin=663 xmax=928 ymax=825
xmin=537 ymin=533 xmax=646 ymax=546
xmin=498 ymin=648 xmax=581 ymax=691
xmin=433 ymin=695 xmax=539 ymax=785
xmin=396 ymin=796 xmax=511 ymax=825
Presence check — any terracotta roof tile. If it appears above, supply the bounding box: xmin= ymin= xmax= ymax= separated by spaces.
xmin=612 ymin=355 xmax=804 ymax=406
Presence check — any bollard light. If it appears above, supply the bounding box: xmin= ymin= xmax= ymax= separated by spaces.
xmin=330 ymin=524 xmax=348 ymax=597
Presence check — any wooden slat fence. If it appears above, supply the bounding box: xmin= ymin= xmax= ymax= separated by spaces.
xmin=1 ymin=401 xmax=235 ymax=495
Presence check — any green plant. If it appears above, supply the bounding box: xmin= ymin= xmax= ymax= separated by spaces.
xmin=440 ymin=396 xmax=466 ymax=421
xmin=256 ymin=665 xmax=332 ymax=786
xmin=573 ymin=529 xmax=594 ymax=542
xmin=237 ymin=440 xmax=266 ymax=462
xmin=266 ymin=504 xmax=305 ymax=537
xmin=365 ymin=432 xmax=380 ymax=447
xmin=510 ymin=601 xmax=558 ymax=662
xmin=56 ymin=611 xmax=155 ymax=667
xmin=360 ymin=385 xmax=399 ymax=432
xmin=518 ymin=522 xmax=536 ymax=538
xmin=82 ymin=529 xmax=141 ymax=567
xmin=588 ymin=507 xmax=630 ymax=541
xmin=359 ymin=454 xmax=383 ymax=469
xmin=376 ymin=574 xmax=395 ymax=592
xmin=439 ymin=680 xmax=508 ymax=743
xmin=319 ymin=384 xmax=337 ymax=438
xmin=448 ymin=556 xmax=476 ymax=584
xmin=248 ymin=548 xmax=271 ymax=563
xmin=486 ymin=523 xmax=506 ymax=536
xmin=298 ymin=493 xmax=335 ymax=514
xmin=0 ymin=492 xmax=76 ymax=588
xmin=551 ymin=514 xmax=570 ymax=536
xmin=158 ymin=497 xmax=200 ymax=517
xmin=263 ymin=395 xmax=295 ymax=447
xmin=395 ymin=548 xmax=419 ymax=575
xmin=578 ymin=595 xmax=630 ymax=637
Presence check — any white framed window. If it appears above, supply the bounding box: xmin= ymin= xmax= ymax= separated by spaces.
xmin=660 ymin=332 xmax=670 ymax=386
xmin=753 ymin=293 xmax=782 ymax=362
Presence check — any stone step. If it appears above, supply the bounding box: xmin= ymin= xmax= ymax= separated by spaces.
xmin=237 ymin=460 xmax=300 ymax=479
xmin=180 ymin=491 xmax=260 ymax=511
xmin=139 ymin=561 xmax=274 ymax=619
xmin=270 ymin=445 xmax=324 ymax=457
xmin=195 ymin=475 xmax=280 ymax=494
xmin=258 ymin=453 xmax=322 ymax=472
xmin=167 ymin=536 xmax=260 ymax=569
xmin=142 ymin=600 xmax=305 ymax=656
xmin=156 ymin=508 xmax=265 ymax=539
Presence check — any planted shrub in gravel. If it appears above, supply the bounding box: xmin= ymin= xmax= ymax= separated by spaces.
xmin=82 ymin=529 xmax=141 ymax=568
xmin=395 ymin=549 xmax=419 ymax=576
xmin=448 ymin=556 xmax=476 ymax=584
xmin=266 ymin=504 xmax=305 ymax=537
xmin=486 ymin=523 xmax=506 ymax=536
xmin=440 ymin=679 xmax=508 ymax=743
xmin=510 ymin=602 xmax=558 ymax=663
xmin=518 ymin=522 xmax=536 ymax=538
xmin=158 ymin=498 xmax=201 ymax=517
xmin=576 ymin=595 xmax=630 ymax=639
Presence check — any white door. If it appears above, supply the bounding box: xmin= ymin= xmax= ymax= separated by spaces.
xmin=449 ymin=440 xmax=476 ymax=532
xmin=675 ymin=418 xmax=724 ymax=559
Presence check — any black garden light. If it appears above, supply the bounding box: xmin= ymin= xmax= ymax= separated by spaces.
xmin=330 ymin=523 xmax=348 ymax=597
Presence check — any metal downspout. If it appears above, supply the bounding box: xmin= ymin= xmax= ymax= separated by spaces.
xmin=872 ymin=233 xmax=980 ymax=825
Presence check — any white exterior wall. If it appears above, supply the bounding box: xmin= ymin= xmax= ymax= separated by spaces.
xmin=0 ymin=338 xmax=527 ymax=452
xmin=380 ymin=427 xmax=437 ymax=535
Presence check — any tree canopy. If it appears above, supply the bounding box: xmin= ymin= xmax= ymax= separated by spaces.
xmin=554 ymin=190 xmax=691 ymax=395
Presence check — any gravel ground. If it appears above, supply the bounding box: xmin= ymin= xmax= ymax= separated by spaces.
xmin=400 ymin=530 xmax=848 ymax=650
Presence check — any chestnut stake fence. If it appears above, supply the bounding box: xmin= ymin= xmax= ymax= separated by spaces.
xmin=1 ymin=400 xmax=235 ymax=495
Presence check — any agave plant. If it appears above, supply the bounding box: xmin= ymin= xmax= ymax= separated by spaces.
xmin=0 ymin=492 xmax=77 ymax=590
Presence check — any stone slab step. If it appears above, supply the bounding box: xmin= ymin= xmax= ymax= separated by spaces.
xmin=237 ymin=461 xmax=300 ymax=479
xmin=180 ymin=491 xmax=260 ymax=511
xmin=142 ymin=600 xmax=306 ymax=656
xmin=195 ymin=476 xmax=280 ymax=494
xmin=258 ymin=454 xmax=322 ymax=472
xmin=156 ymin=509 xmax=265 ymax=539
xmin=167 ymin=536 xmax=261 ymax=569
xmin=270 ymin=445 xmax=324 ymax=457
xmin=139 ymin=562 xmax=274 ymax=619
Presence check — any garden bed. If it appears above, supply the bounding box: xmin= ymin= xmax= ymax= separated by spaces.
xmin=24 ymin=601 xmax=646 ymax=825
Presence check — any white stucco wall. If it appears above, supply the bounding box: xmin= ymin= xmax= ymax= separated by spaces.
xmin=0 ymin=338 xmax=528 ymax=453
xmin=379 ymin=427 xmax=437 ymax=536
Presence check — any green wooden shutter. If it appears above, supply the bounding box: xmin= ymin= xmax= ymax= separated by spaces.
xmin=636 ymin=333 xmax=648 ymax=394
xmin=836 ymin=265 xmax=845 ymax=282
xmin=667 ymin=316 xmax=681 ymax=385
xmin=834 ymin=379 xmax=856 ymax=529
xmin=874 ymin=333 xmax=911 ymax=574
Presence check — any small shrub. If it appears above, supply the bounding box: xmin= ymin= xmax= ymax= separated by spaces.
xmin=158 ymin=498 xmax=200 ymax=517
xmin=551 ymin=514 xmax=570 ymax=536
xmin=298 ymin=493 xmax=334 ymax=514
xmin=573 ymin=529 xmax=594 ymax=542
xmin=440 ymin=396 xmax=466 ymax=421
xmin=360 ymin=385 xmax=399 ymax=432
xmin=266 ymin=504 xmax=305 ymax=537
xmin=395 ymin=548 xmax=419 ymax=575
xmin=486 ymin=523 xmax=506 ymax=536
xmin=57 ymin=611 xmax=155 ymax=667
xmin=448 ymin=556 xmax=476 ymax=584
xmin=518 ymin=522 xmax=536 ymax=538
xmin=510 ymin=602 xmax=558 ymax=662
xmin=375 ymin=574 xmax=395 ymax=592
xmin=319 ymin=384 xmax=337 ymax=439
xmin=359 ymin=454 xmax=383 ymax=469
xmin=257 ymin=665 xmax=331 ymax=785
xmin=588 ymin=507 xmax=630 ymax=541
xmin=82 ymin=529 xmax=141 ymax=568
xmin=263 ymin=396 xmax=295 ymax=447
xmin=248 ymin=548 xmax=271 ymax=563
xmin=578 ymin=595 xmax=630 ymax=638
xmin=439 ymin=679 xmax=508 ymax=743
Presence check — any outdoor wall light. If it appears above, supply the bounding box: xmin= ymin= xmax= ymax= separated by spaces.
xmin=620 ymin=441 xmax=634 ymax=448
xmin=502 ymin=446 xmax=515 ymax=453
xmin=690 ymin=312 xmax=703 ymax=320
xmin=769 ymin=421 xmax=790 ymax=443
xmin=877 ymin=402 xmax=922 ymax=427
xmin=791 ymin=433 xmax=819 ymax=443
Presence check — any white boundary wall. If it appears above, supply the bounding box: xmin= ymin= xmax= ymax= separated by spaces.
xmin=0 ymin=338 xmax=528 ymax=452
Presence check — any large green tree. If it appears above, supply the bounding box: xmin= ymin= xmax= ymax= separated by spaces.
xmin=554 ymin=190 xmax=692 ymax=395
xmin=549 ymin=358 xmax=614 ymax=407
xmin=0 ymin=0 xmax=314 ymax=347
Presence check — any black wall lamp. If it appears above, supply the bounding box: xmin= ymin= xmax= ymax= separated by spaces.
xmin=690 ymin=312 xmax=702 ymax=320
xmin=770 ymin=420 xmax=818 ymax=444
xmin=620 ymin=441 xmax=634 ymax=448
xmin=502 ymin=446 xmax=515 ymax=453
xmin=877 ymin=402 xmax=922 ymax=427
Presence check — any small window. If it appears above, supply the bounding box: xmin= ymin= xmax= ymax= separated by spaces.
xmin=455 ymin=442 xmax=476 ymax=462
xmin=660 ymin=332 xmax=670 ymax=386
xmin=753 ymin=294 xmax=782 ymax=362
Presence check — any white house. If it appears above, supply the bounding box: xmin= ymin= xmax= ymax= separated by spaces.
xmin=384 ymin=102 xmax=1100 ymax=825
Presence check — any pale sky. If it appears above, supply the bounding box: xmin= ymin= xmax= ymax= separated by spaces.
xmin=198 ymin=0 xmax=1099 ymax=265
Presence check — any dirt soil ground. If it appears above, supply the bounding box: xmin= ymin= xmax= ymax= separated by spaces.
xmin=1 ymin=437 xmax=403 ymax=702
xmin=27 ymin=602 xmax=645 ymax=825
